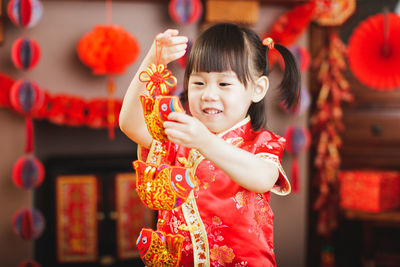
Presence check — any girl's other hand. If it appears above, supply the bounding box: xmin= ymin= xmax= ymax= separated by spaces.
xmin=164 ymin=112 xmax=212 ymax=150
xmin=153 ymin=29 xmax=188 ymax=65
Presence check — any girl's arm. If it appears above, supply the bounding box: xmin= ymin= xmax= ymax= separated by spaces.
xmin=164 ymin=113 xmax=279 ymax=193
xmin=119 ymin=30 xmax=188 ymax=148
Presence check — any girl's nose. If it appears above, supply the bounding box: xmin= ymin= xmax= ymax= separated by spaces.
xmin=201 ymin=86 xmax=218 ymax=101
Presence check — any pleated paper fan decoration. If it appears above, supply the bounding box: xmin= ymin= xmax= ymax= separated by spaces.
xmin=348 ymin=13 xmax=400 ymax=90
xmin=11 ymin=37 xmax=41 ymax=71
xmin=7 ymin=0 xmax=43 ymax=28
xmin=11 ymin=208 xmax=45 ymax=240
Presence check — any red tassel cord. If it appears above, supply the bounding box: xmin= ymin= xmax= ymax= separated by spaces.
xmin=291 ymin=156 xmax=299 ymax=193
xmin=25 ymin=116 xmax=34 ymax=153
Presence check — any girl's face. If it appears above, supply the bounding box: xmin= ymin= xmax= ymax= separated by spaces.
xmin=188 ymin=71 xmax=254 ymax=133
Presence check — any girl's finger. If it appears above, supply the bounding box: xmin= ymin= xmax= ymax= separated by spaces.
xmin=167 ymin=112 xmax=191 ymax=123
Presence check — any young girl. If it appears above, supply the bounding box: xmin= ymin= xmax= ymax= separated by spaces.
xmin=120 ymin=23 xmax=300 ymax=267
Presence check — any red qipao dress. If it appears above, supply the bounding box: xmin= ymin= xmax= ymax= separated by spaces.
xmin=138 ymin=117 xmax=291 ymax=267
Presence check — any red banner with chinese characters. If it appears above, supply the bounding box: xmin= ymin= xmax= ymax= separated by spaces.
xmin=115 ymin=173 xmax=154 ymax=260
xmin=56 ymin=175 xmax=98 ymax=263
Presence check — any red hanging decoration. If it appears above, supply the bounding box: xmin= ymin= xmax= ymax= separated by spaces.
xmin=12 ymin=155 xmax=44 ymax=189
xmin=169 ymin=0 xmax=203 ymax=25
xmin=310 ymin=32 xmax=353 ymax=237
xmin=313 ymin=0 xmax=356 ymax=26
xmin=263 ymin=1 xmax=315 ymax=67
xmin=77 ymin=24 xmax=140 ymax=139
xmin=7 ymin=0 xmax=43 ymax=28
xmin=11 ymin=37 xmax=41 ymax=71
xmin=9 ymin=79 xmax=44 ymax=153
xmin=348 ymin=12 xmax=400 ymax=90
xmin=77 ymin=25 xmax=140 ymax=75
xmin=11 ymin=208 xmax=45 ymax=240
xmin=284 ymin=126 xmax=310 ymax=193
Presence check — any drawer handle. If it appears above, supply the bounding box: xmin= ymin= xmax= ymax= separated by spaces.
xmin=371 ymin=124 xmax=382 ymax=136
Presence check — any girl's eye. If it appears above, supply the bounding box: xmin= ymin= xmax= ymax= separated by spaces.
xmin=219 ymin=83 xmax=230 ymax=87
xmin=194 ymin=82 xmax=204 ymax=85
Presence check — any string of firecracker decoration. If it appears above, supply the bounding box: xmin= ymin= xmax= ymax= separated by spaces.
xmin=310 ymin=32 xmax=353 ymax=237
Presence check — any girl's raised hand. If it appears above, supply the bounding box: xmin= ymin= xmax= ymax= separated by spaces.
xmin=152 ymin=29 xmax=188 ymax=65
xmin=163 ymin=112 xmax=212 ymax=150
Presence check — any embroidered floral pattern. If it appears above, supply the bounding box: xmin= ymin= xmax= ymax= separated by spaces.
xmin=206 ymin=216 xmax=228 ymax=243
xmin=232 ymin=191 xmax=249 ymax=209
xmin=210 ymin=244 xmax=235 ymax=265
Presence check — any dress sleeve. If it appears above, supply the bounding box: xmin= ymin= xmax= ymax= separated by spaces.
xmin=253 ymin=131 xmax=291 ymax=196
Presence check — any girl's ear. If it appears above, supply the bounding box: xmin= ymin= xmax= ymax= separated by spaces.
xmin=252 ymin=76 xmax=269 ymax=103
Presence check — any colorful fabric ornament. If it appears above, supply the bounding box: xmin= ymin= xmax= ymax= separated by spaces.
xmin=140 ymin=94 xmax=184 ymax=143
xmin=133 ymin=160 xmax=196 ymax=210
xmin=11 ymin=208 xmax=45 ymax=240
xmin=348 ymin=12 xmax=400 ymax=90
xmin=7 ymin=0 xmax=43 ymax=28
xmin=169 ymin=0 xmax=203 ymax=25
xmin=77 ymin=25 xmax=139 ymax=75
xmin=136 ymin=228 xmax=184 ymax=267
xmin=139 ymin=64 xmax=177 ymax=96
xmin=284 ymin=126 xmax=310 ymax=192
xmin=18 ymin=260 xmax=41 ymax=267
xmin=313 ymin=0 xmax=356 ymax=26
xmin=11 ymin=37 xmax=41 ymax=71
xmin=12 ymin=155 xmax=44 ymax=189
xmin=9 ymin=79 xmax=44 ymax=153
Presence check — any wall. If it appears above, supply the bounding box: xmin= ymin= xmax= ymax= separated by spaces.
xmin=0 ymin=1 xmax=308 ymax=266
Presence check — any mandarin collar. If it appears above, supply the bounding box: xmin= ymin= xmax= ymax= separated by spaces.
xmin=216 ymin=116 xmax=252 ymax=140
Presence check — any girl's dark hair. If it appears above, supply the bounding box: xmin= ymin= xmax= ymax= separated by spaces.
xmin=181 ymin=23 xmax=301 ymax=131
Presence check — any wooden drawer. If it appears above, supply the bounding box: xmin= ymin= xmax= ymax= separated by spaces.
xmin=341 ymin=108 xmax=400 ymax=169
xmin=342 ymin=109 xmax=400 ymax=145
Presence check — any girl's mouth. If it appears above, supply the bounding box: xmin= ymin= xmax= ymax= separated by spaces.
xmin=202 ymin=108 xmax=222 ymax=115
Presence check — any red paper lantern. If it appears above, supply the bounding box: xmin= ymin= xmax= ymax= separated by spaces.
xmin=11 ymin=208 xmax=45 ymax=240
xmin=12 ymin=155 xmax=44 ymax=189
xmin=18 ymin=260 xmax=41 ymax=267
xmin=348 ymin=13 xmax=400 ymax=90
xmin=9 ymin=79 xmax=43 ymax=115
xmin=7 ymin=0 xmax=43 ymax=28
xmin=169 ymin=0 xmax=203 ymax=25
xmin=11 ymin=37 xmax=41 ymax=71
xmin=314 ymin=0 xmax=356 ymax=26
xmin=77 ymin=25 xmax=140 ymax=75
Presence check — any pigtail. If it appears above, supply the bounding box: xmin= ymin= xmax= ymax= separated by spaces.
xmin=264 ymin=38 xmax=301 ymax=110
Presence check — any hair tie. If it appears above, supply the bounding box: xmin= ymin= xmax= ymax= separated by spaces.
xmin=263 ymin=37 xmax=275 ymax=50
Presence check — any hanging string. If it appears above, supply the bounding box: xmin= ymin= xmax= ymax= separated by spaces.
xmin=382 ymin=7 xmax=390 ymax=57
xmin=106 ymin=0 xmax=113 ymax=25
